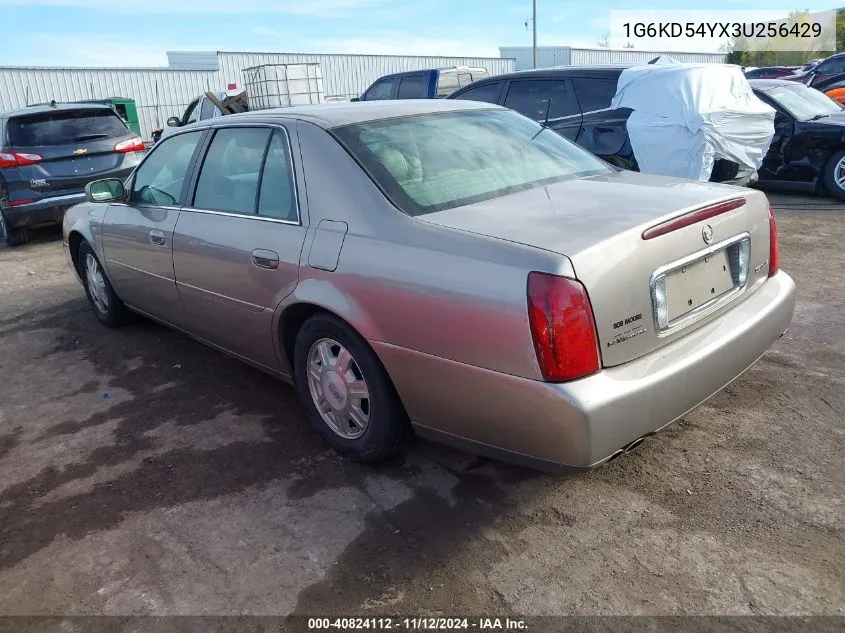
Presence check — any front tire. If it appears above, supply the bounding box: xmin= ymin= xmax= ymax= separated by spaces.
xmin=78 ymin=242 xmax=129 ymax=328
xmin=823 ymin=150 xmax=845 ymax=201
xmin=293 ymin=313 xmax=410 ymax=463
xmin=0 ymin=212 xmax=27 ymax=247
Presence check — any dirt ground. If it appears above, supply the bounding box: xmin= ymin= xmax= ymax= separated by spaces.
xmin=0 ymin=192 xmax=842 ymax=618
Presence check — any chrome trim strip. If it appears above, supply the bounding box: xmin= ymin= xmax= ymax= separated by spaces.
xmin=649 ymin=232 xmax=752 ymax=338
xmin=176 ymin=280 xmax=264 ymax=312
xmin=105 ymin=258 xmax=174 ymax=282
xmin=178 ymin=206 xmax=300 ymax=225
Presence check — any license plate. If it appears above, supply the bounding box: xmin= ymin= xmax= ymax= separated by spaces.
xmin=665 ymin=248 xmax=736 ymax=322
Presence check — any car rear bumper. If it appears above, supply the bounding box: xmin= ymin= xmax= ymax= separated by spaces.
xmin=374 ymin=271 xmax=797 ymax=471
xmin=1 ymin=193 xmax=86 ymax=228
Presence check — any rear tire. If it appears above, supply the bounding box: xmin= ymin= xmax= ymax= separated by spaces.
xmin=293 ymin=313 xmax=410 ymax=463
xmin=0 ymin=212 xmax=28 ymax=247
xmin=78 ymin=241 xmax=129 ymax=328
xmin=823 ymin=150 xmax=845 ymax=201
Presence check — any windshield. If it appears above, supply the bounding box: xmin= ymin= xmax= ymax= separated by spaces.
xmin=332 ymin=109 xmax=611 ymax=216
xmin=6 ymin=108 xmax=129 ymax=146
xmin=765 ymin=84 xmax=843 ymax=120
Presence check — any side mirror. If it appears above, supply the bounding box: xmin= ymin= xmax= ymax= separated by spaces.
xmin=166 ymin=116 xmax=181 ymax=127
xmin=85 ymin=178 xmax=126 ymax=203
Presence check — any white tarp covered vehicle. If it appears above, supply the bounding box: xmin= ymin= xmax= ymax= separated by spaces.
xmin=611 ymin=57 xmax=776 ymax=185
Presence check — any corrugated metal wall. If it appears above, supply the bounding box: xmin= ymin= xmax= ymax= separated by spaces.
xmin=570 ymin=48 xmax=728 ymax=65
xmin=499 ymin=47 xmax=571 ymax=71
xmin=499 ymin=46 xmax=728 ymax=70
xmin=0 ymin=51 xmax=515 ymax=140
xmin=219 ymin=52 xmax=515 ymax=101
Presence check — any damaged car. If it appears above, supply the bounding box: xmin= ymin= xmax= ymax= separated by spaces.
xmin=448 ymin=60 xmax=775 ymax=187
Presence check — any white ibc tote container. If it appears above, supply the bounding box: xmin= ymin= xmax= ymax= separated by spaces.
xmin=242 ymin=63 xmax=325 ymax=110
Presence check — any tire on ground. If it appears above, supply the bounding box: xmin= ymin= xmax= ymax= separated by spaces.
xmin=293 ymin=312 xmax=411 ymax=463
xmin=77 ymin=241 xmax=130 ymax=328
xmin=823 ymin=149 xmax=845 ymax=201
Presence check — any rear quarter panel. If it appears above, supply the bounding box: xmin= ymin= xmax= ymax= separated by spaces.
xmin=279 ymin=120 xmax=572 ymax=380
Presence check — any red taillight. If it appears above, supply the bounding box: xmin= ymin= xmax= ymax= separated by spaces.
xmin=114 ymin=136 xmax=145 ymax=153
xmin=768 ymin=204 xmax=779 ymax=277
xmin=0 ymin=151 xmax=42 ymax=168
xmin=8 ymin=199 xmax=33 ymax=206
xmin=642 ymin=197 xmax=746 ymax=240
xmin=527 ymin=271 xmax=601 ymax=382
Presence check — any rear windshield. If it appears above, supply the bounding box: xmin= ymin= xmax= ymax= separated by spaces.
xmin=6 ymin=109 xmax=129 ymax=147
xmin=332 ymin=109 xmax=611 ymax=216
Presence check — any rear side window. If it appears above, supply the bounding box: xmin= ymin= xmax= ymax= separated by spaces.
xmin=6 ymin=109 xmax=129 ymax=147
xmin=436 ymin=71 xmax=460 ymax=97
xmin=397 ymin=75 xmax=429 ymax=99
xmin=193 ymin=127 xmax=271 ymax=214
xmin=452 ymin=82 xmax=502 ymax=104
xmin=257 ymin=130 xmax=298 ymax=222
xmin=572 ymin=78 xmax=618 ymax=112
xmin=504 ymin=80 xmax=580 ymax=121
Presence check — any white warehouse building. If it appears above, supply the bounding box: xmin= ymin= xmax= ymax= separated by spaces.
xmin=0 ymin=46 xmax=730 ymax=141
xmin=0 ymin=50 xmax=515 ymax=141
xmin=499 ymin=46 xmax=729 ymax=70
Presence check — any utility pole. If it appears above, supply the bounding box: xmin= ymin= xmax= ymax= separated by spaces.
xmin=532 ymin=0 xmax=537 ymax=68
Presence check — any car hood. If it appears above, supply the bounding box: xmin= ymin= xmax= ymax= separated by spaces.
xmin=417 ymin=169 xmax=745 ymax=258
xmin=802 ymin=111 xmax=845 ymax=127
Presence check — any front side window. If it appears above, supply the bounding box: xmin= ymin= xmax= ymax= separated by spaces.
xmin=572 ymin=78 xmax=618 ymax=112
xmin=193 ymin=127 xmax=271 ymax=214
xmin=504 ymin=80 xmax=580 ymax=121
xmin=132 ymin=131 xmax=203 ymax=206
xmin=452 ymin=82 xmax=503 ymax=104
xmin=199 ymin=97 xmax=217 ymax=121
xmin=184 ymin=99 xmax=200 ymax=125
xmin=364 ymin=78 xmax=396 ymax=101
xmin=332 ymin=109 xmax=610 ymax=216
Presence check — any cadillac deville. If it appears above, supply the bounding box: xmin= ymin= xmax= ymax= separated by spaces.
xmin=62 ymin=100 xmax=796 ymax=471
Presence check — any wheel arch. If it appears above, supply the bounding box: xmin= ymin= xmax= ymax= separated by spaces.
xmin=274 ymin=280 xmax=389 ymax=379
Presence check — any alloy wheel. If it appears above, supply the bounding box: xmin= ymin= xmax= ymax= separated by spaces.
xmin=306 ymin=337 xmax=371 ymax=439
xmin=85 ymin=253 xmax=110 ymax=314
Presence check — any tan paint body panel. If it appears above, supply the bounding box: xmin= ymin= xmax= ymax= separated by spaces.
xmin=62 ymin=101 xmax=797 ymax=469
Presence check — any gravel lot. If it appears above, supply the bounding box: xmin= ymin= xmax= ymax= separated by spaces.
xmin=0 ymin=192 xmax=842 ymax=618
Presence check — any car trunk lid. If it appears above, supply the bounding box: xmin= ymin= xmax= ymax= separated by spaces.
xmin=418 ymin=169 xmax=774 ymax=367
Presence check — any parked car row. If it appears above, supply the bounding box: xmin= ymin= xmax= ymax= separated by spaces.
xmin=5 ymin=59 xmax=845 ymax=248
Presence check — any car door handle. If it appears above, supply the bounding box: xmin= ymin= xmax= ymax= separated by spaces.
xmin=251 ymin=249 xmax=279 ymax=269
xmin=149 ymin=229 xmax=166 ymax=246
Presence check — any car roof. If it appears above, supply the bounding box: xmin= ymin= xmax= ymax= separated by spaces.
xmin=197 ymin=99 xmax=503 ymax=129
xmin=1 ymin=102 xmax=114 ymax=118
xmin=465 ymin=65 xmax=631 ymax=83
xmin=747 ymin=78 xmax=803 ymax=91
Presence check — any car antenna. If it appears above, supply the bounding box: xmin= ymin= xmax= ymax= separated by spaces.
xmin=542 ymin=97 xmax=552 ymax=128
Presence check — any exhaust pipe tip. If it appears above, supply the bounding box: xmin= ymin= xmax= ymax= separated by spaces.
xmin=623 ymin=436 xmax=646 ymax=454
